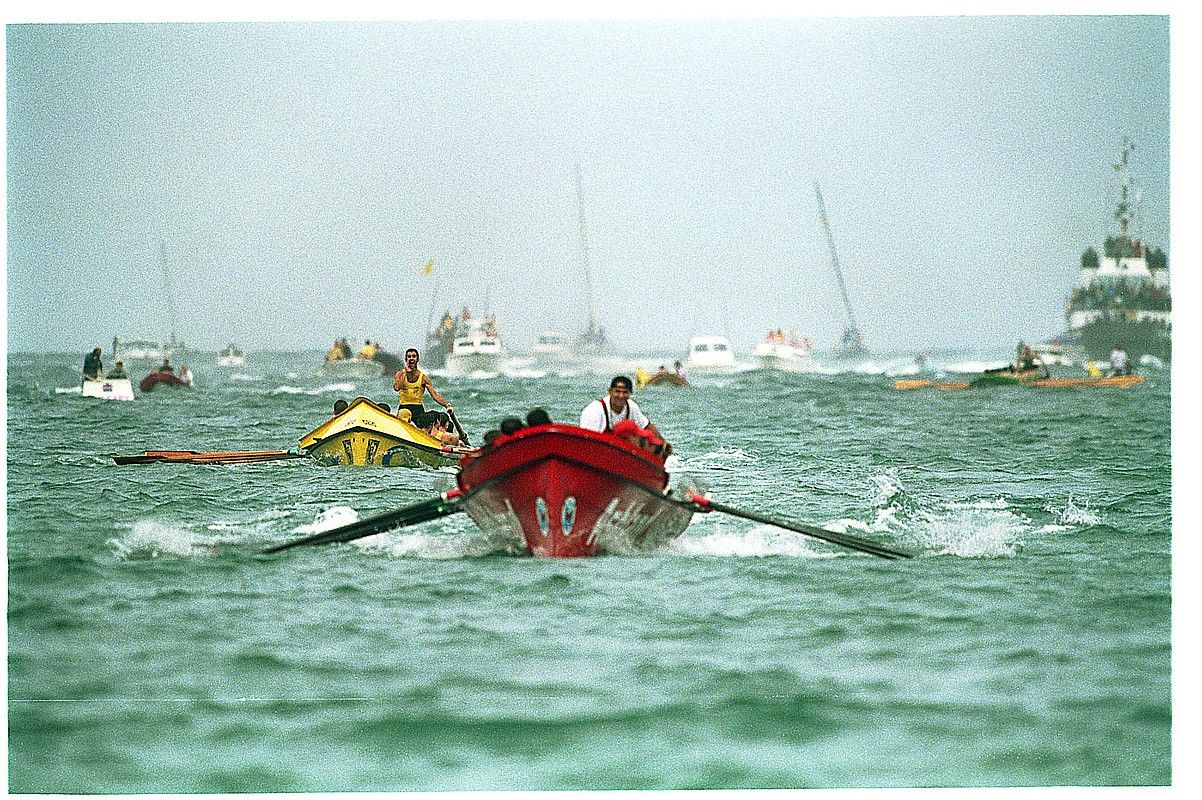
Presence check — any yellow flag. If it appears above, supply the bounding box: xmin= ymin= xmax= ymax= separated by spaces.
xmin=421 ymin=259 xmax=434 ymax=277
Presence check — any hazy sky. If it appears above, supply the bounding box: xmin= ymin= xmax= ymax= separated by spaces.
xmin=5 ymin=13 xmax=1173 ymax=354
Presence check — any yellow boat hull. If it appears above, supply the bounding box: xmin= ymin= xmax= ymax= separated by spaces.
xmin=298 ymin=396 xmax=463 ymax=468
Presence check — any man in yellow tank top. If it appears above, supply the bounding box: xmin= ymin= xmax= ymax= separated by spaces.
xmin=393 ymin=348 xmax=454 ymax=422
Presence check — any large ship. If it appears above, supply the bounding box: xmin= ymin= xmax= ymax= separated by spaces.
xmin=1063 ymin=140 xmax=1170 ymax=362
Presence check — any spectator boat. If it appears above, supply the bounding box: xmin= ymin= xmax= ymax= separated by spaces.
xmin=685 ymin=335 xmax=737 ymax=373
xmin=217 ymin=343 xmax=247 ymax=367
xmin=752 ymin=330 xmax=814 ymax=371
xmin=445 ymin=318 xmax=507 ymax=375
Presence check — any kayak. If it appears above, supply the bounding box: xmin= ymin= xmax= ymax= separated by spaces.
xmin=455 ymin=423 xmax=693 ymax=557
xmin=139 ymin=371 xmax=192 ymax=392
xmin=895 ymin=374 xmax=1145 ymax=390
xmin=298 ymin=396 xmax=472 ymax=468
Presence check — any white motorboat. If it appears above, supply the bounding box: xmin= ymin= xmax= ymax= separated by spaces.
xmin=532 ymin=331 xmax=572 ymax=362
xmin=446 ymin=319 xmax=507 ymax=374
xmin=81 ymin=377 xmax=135 ymax=401
xmin=217 ymin=343 xmax=247 ymax=367
xmin=112 ymin=337 xmax=162 ymax=363
xmin=752 ymin=330 xmax=814 ymax=371
xmin=685 ymin=335 xmax=737 ymax=373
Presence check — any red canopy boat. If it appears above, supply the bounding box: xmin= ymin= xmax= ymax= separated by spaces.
xmin=139 ymin=370 xmax=192 ymax=392
xmin=455 ymin=423 xmax=693 ymax=557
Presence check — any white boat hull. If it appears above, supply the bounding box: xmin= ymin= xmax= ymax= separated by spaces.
xmin=217 ymin=355 xmax=247 ymax=367
xmin=752 ymin=342 xmax=814 ymax=371
xmin=82 ymin=378 xmax=135 ymax=401
xmin=445 ymin=351 xmax=508 ymax=375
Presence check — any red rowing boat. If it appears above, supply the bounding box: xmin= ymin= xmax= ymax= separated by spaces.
xmin=139 ymin=370 xmax=192 ymax=392
xmin=455 ymin=423 xmax=693 ymax=557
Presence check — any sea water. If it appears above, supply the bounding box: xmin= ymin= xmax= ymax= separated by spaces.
xmin=5 ymin=351 xmax=1171 ymax=791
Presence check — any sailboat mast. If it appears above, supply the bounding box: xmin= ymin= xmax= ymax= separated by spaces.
xmin=158 ymin=240 xmax=179 ymax=344
xmin=575 ymin=163 xmax=598 ymax=333
xmin=814 ymin=184 xmax=860 ymax=332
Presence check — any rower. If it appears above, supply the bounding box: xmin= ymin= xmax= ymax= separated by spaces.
xmin=392 ymin=348 xmax=454 ymax=421
xmin=579 ymin=375 xmax=667 ymax=443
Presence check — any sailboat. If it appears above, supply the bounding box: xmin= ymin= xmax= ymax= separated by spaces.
xmin=815 ymin=184 xmax=869 ymax=358
xmin=113 ymin=240 xmax=190 ymax=364
xmin=571 ymin=164 xmax=610 ymax=355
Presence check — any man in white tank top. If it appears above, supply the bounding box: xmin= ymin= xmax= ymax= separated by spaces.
xmin=579 ymin=375 xmax=664 ymax=440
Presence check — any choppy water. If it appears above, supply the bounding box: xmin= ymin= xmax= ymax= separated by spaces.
xmin=6 ymin=350 xmax=1171 ymax=790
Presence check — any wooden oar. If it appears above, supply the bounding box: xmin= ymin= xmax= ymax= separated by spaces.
xmin=672 ymin=490 xmax=914 ymax=559
xmin=261 ymin=489 xmax=463 ymax=554
xmin=113 ymin=450 xmax=307 ymax=465
xmin=446 ymin=409 xmax=471 ymax=446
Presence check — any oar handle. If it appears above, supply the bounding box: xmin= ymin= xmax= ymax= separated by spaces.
xmin=446 ymin=409 xmax=471 ymax=446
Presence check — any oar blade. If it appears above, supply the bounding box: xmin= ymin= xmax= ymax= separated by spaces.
xmin=262 ymin=491 xmax=463 ymax=554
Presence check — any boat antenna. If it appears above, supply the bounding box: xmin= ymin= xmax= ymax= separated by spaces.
xmin=158 ymin=240 xmax=179 ymax=346
xmin=575 ymin=163 xmax=598 ymax=335
xmin=814 ymin=183 xmax=861 ymax=334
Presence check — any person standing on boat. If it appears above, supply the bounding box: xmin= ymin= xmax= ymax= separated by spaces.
xmin=580 ymin=376 xmax=665 ymax=440
xmin=82 ymin=347 xmax=103 ymax=380
xmin=392 ymin=348 xmax=454 ymax=421
xmin=1109 ymin=345 xmax=1131 ymax=376
xmin=105 ymin=361 xmax=128 ymax=379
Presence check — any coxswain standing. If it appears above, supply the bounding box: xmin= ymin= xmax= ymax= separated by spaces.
xmin=393 ymin=348 xmax=454 ymax=422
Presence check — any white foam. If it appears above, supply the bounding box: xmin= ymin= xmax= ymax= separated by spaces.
xmin=668 ymin=525 xmax=838 ymax=558
xmin=270 ymin=382 xmax=356 ymax=396
xmin=1046 ymin=495 xmax=1103 ymax=526
xmin=292 ymin=506 xmax=359 ymax=534
xmin=108 ymin=520 xmax=218 ymax=559
xmin=905 ymin=507 xmax=1025 ymax=558
xmin=54 ymin=386 xmax=83 ymax=394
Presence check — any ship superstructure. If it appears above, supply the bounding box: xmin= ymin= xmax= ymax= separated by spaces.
xmin=1065 ymin=139 xmax=1170 ymax=361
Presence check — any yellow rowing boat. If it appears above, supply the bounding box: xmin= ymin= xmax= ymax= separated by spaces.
xmin=298 ymin=396 xmax=470 ymax=467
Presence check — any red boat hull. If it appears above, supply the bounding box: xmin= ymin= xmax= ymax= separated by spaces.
xmin=139 ymin=371 xmax=191 ymax=392
xmin=456 ymin=424 xmax=692 ymax=557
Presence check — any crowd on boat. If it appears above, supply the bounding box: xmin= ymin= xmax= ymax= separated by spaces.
xmin=82 ymin=348 xmax=194 ymax=390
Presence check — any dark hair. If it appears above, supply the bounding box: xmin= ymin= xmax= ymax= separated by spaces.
xmin=526 ymin=408 xmax=552 ymax=426
xmin=333 ymin=399 xmax=349 ymax=414
xmin=610 ymin=375 xmax=633 ymax=390
xmin=499 ymin=416 xmax=525 ymax=435
xmin=404 ymin=348 xmax=419 ymax=358
xmin=412 ymin=411 xmax=436 ymax=430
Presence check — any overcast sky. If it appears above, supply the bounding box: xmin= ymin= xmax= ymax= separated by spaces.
xmin=5 ymin=13 xmax=1174 ymax=354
